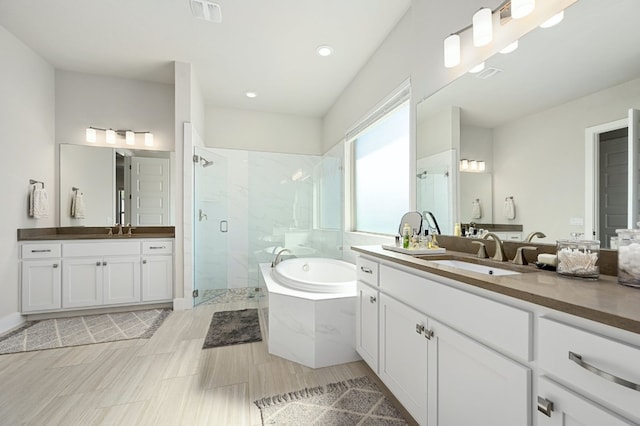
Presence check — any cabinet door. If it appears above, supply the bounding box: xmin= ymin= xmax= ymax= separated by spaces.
xmin=21 ymin=260 xmax=61 ymax=312
xmin=356 ymin=281 xmax=379 ymax=371
xmin=141 ymin=255 xmax=173 ymax=301
xmin=537 ymin=377 xmax=635 ymax=426
xmin=103 ymin=256 xmax=141 ymax=305
xmin=428 ymin=319 xmax=530 ymax=426
xmin=379 ymin=293 xmax=429 ymax=425
xmin=62 ymin=258 xmax=103 ymax=308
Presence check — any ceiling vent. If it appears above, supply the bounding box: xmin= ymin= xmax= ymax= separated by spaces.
xmin=474 ymin=67 xmax=503 ymax=80
xmin=190 ymin=0 xmax=222 ymax=23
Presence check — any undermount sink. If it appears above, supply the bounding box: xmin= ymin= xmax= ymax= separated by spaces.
xmin=429 ymin=259 xmax=522 ymax=276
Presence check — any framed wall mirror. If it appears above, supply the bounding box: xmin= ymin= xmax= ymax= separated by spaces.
xmin=59 ymin=144 xmax=173 ymax=227
xmin=416 ymin=0 xmax=640 ymax=245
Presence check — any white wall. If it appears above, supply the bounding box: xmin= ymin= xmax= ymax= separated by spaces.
xmin=0 ymin=26 xmax=55 ymax=331
xmin=492 ymin=77 xmax=640 ymax=240
xmin=55 ymin=70 xmax=175 ymax=151
xmin=204 ymin=107 xmax=323 ymax=155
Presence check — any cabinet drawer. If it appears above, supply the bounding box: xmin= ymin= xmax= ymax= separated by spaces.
xmin=357 ymin=256 xmax=379 ymax=286
xmin=380 ymin=264 xmax=532 ymax=361
xmin=21 ymin=243 xmax=61 ymax=259
xmin=63 ymin=241 xmax=141 ymax=257
xmin=142 ymin=240 xmax=173 ymax=255
xmin=539 ymin=317 xmax=640 ymax=421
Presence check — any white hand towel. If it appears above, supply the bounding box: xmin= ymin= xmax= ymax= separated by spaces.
xmin=471 ymin=199 xmax=482 ymax=219
xmin=73 ymin=193 xmax=86 ymax=219
xmin=31 ymin=188 xmax=49 ymax=219
xmin=504 ymin=197 xmax=516 ymax=220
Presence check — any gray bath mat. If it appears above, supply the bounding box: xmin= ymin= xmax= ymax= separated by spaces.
xmin=254 ymin=376 xmax=410 ymax=425
xmin=202 ymin=308 xmax=262 ymax=349
xmin=0 ymin=308 xmax=171 ymax=355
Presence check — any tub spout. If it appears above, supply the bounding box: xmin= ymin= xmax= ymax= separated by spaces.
xmin=271 ymin=248 xmax=292 ymax=267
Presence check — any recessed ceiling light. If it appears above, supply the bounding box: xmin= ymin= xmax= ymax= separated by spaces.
xmin=316 ymin=45 xmax=334 ymax=57
xmin=246 ymin=91 xmax=257 ymax=98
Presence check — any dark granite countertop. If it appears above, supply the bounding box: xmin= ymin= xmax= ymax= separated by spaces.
xmin=18 ymin=226 xmax=175 ymax=241
xmin=353 ymin=245 xmax=640 ymax=335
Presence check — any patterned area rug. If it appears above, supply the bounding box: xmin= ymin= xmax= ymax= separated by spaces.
xmin=202 ymin=308 xmax=262 ymax=349
xmin=255 ymin=376 xmax=410 ymax=425
xmin=0 ymin=308 xmax=171 ymax=355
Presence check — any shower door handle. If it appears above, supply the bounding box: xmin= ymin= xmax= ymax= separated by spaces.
xmin=220 ymin=220 xmax=228 ymax=233
xmin=199 ymin=209 xmax=208 ymax=222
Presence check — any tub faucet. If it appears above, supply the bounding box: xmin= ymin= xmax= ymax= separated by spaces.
xmin=482 ymin=233 xmax=506 ymax=262
xmin=525 ymin=231 xmax=546 ymax=242
xmin=272 ymin=249 xmax=292 ymax=267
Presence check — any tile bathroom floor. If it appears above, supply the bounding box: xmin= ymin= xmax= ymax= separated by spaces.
xmin=0 ymin=296 xmax=416 ymax=425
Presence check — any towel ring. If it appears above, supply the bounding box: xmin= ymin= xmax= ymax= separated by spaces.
xmin=29 ymin=179 xmax=44 ymax=189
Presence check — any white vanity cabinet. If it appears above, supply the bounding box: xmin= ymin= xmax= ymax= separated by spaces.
xmin=21 ymin=243 xmax=62 ymax=312
xmin=62 ymin=241 xmax=141 ymax=308
xmin=141 ymin=241 xmax=173 ymax=302
xmin=356 ymin=281 xmax=379 ymax=371
xmin=379 ymin=292 xmax=429 ymax=425
xmin=20 ymin=238 xmax=174 ymax=314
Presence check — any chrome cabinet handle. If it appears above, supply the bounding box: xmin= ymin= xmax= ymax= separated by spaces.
xmin=568 ymin=351 xmax=640 ymax=391
xmin=537 ymin=396 xmax=554 ymax=417
xmin=31 ymin=249 xmax=52 ymax=253
xmin=102 ymin=261 xmax=107 ymax=266
xmin=416 ymin=324 xmax=425 ymax=334
xmin=96 ymin=261 xmax=102 ymax=266
xmin=360 ymin=266 xmax=373 ymax=274
xmin=142 ymin=259 xmax=147 ymax=264
xmin=149 ymin=246 xmax=166 ymax=250
xmin=423 ymin=329 xmax=434 ymax=340
xmin=369 ymin=296 xmax=376 ymax=303
xmin=52 ymin=263 xmax=59 ymax=268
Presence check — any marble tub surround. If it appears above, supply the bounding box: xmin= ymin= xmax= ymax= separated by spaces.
xmin=17 ymin=226 xmax=175 ymax=240
xmin=260 ymin=263 xmax=360 ymax=369
xmin=353 ymin=245 xmax=640 ymax=335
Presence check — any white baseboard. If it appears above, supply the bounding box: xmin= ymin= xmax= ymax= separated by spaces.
xmin=173 ymin=298 xmax=193 ymax=311
xmin=0 ymin=312 xmax=25 ymax=334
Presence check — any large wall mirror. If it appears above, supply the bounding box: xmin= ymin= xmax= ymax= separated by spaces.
xmin=416 ymin=0 xmax=640 ymax=245
xmin=59 ymin=144 xmax=173 ymax=227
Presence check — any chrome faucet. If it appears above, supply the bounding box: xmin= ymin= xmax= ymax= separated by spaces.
xmin=525 ymin=231 xmax=546 ymax=242
xmin=271 ymin=248 xmax=292 ymax=267
xmin=482 ymin=233 xmax=506 ymax=261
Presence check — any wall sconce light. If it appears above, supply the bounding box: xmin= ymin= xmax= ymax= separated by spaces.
xmin=86 ymin=127 xmax=154 ymax=147
xmin=472 ymin=7 xmax=493 ymax=47
xmin=460 ymin=159 xmax=486 ymax=172
xmin=511 ymin=0 xmax=535 ymax=19
xmin=444 ymin=34 xmax=461 ymax=68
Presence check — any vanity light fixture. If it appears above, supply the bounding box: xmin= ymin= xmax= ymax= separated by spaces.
xmin=500 ymin=40 xmax=519 ymax=54
xmin=469 ymin=62 xmax=486 ymax=74
xmin=540 ymin=10 xmax=564 ymax=28
xmin=511 ymin=0 xmax=535 ymax=19
xmin=444 ymin=34 xmax=461 ymax=68
xmin=460 ymin=159 xmax=486 ymax=172
xmin=316 ymin=45 xmax=334 ymax=57
xmin=472 ymin=7 xmax=493 ymax=47
xmin=85 ymin=126 xmax=154 ymax=147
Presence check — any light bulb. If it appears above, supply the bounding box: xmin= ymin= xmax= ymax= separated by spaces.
xmin=444 ymin=34 xmax=461 ymax=68
xmin=511 ymin=0 xmax=535 ymax=19
xmin=472 ymin=8 xmax=493 ymax=47
xmin=144 ymin=133 xmax=154 ymax=147
xmin=540 ymin=11 xmax=564 ymax=28
xmin=470 ymin=160 xmax=478 ymax=170
xmin=460 ymin=159 xmax=469 ymax=170
xmin=125 ymin=131 xmax=135 ymax=145
xmin=86 ymin=128 xmax=97 ymax=143
xmin=478 ymin=161 xmax=486 ymax=171
xmin=106 ymin=129 xmax=116 ymax=144
xmin=500 ymin=40 xmax=519 ymax=54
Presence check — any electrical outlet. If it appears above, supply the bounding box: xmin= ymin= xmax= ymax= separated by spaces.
xmin=569 ymin=217 xmax=584 ymax=226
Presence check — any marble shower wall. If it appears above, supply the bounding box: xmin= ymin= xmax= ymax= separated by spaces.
xmin=194 ymin=147 xmax=343 ymax=291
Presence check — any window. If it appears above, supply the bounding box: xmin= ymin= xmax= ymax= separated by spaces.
xmin=349 ymin=87 xmax=410 ymax=234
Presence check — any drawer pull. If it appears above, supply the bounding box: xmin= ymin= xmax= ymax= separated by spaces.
xmin=537 ymin=396 xmax=554 ymax=417
xmin=416 ymin=324 xmax=425 ymax=334
xmin=31 ymin=249 xmax=52 ymax=253
xmin=52 ymin=263 xmax=59 ymax=269
xmin=369 ymin=295 xmax=376 ymax=303
xmin=360 ymin=266 xmax=373 ymax=274
xmin=142 ymin=259 xmax=147 ymax=264
xmin=149 ymin=246 xmax=166 ymax=250
xmin=96 ymin=261 xmax=102 ymax=266
xmin=568 ymin=351 xmax=640 ymax=392
xmin=102 ymin=261 xmax=107 ymax=266
xmin=423 ymin=329 xmax=434 ymax=340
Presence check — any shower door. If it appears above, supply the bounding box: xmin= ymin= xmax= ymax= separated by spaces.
xmin=194 ymin=147 xmax=228 ymax=306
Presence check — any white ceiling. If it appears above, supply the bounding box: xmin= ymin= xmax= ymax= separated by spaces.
xmin=0 ymin=0 xmax=411 ymax=117
xmin=419 ymin=0 xmax=640 ymax=128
